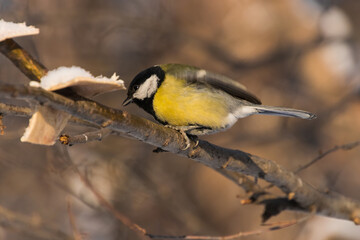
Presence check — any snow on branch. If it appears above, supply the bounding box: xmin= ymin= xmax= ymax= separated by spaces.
xmin=0 ymin=19 xmax=39 ymax=41
xmin=34 ymin=66 xmax=125 ymax=97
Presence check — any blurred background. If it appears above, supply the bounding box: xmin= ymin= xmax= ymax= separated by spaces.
xmin=1 ymin=0 xmax=360 ymax=239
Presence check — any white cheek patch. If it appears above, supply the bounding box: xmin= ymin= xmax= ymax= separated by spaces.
xmin=133 ymin=74 xmax=159 ymax=100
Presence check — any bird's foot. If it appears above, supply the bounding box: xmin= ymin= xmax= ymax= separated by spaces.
xmin=165 ymin=125 xmax=198 ymax=150
xmin=188 ymin=135 xmax=199 ymax=147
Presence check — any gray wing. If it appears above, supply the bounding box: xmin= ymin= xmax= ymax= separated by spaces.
xmin=164 ymin=64 xmax=262 ymax=104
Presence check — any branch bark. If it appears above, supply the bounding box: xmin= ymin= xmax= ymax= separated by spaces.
xmin=59 ymin=128 xmax=112 ymax=145
xmin=0 ymin=39 xmax=47 ymax=81
xmin=1 ymin=84 xmax=360 ymax=224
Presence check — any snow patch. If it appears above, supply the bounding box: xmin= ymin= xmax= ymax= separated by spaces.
xmin=39 ymin=66 xmax=125 ymax=97
xmin=0 ymin=19 xmax=39 ymax=41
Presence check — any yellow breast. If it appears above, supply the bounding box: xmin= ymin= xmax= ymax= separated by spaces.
xmin=153 ymin=75 xmax=229 ymax=128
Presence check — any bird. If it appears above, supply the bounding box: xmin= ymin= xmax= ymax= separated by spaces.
xmin=123 ymin=63 xmax=316 ymax=149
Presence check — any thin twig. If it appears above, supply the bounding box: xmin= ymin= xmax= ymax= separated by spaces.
xmin=74 ymin=167 xmax=148 ymax=237
xmin=147 ymin=214 xmax=311 ymax=239
xmin=295 ymin=140 xmax=360 ymax=174
xmin=60 ymin=128 xmax=112 ymax=146
xmin=67 ymin=197 xmax=84 ymax=240
xmin=263 ymin=140 xmax=360 ymax=191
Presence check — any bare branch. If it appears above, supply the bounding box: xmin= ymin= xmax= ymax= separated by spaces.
xmin=261 ymin=141 xmax=360 ymax=194
xmin=215 ymin=168 xmax=262 ymax=193
xmin=1 ymin=84 xmax=360 ymax=224
xmin=295 ymin=140 xmax=360 ymax=174
xmin=59 ymin=128 xmax=112 ymax=146
xmin=74 ymin=165 xmax=148 ymax=237
xmin=0 ymin=102 xmax=33 ymax=117
xmin=66 ymin=197 xmax=85 ymax=240
xmin=0 ymin=101 xmax=99 ymax=129
xmin=0 ymin=39 xmax=47 ymax=81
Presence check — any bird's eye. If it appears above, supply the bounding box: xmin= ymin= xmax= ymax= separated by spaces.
xmin=133 ymin=85 xmax=139 ymax=91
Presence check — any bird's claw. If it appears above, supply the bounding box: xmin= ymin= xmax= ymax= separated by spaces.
xmin=165 ymin=125 xmax=194 ymax=150
xmin=181 ymin=136 xmax=191 ymax=150
xmin=194 ymin=139 xmax=199 ymax=147
xmin=177 ymin=128 xmax=191 ymax=150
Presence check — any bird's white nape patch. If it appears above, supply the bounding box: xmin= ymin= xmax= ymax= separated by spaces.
xmin=133 ymin=74 xmax=159 ymax=100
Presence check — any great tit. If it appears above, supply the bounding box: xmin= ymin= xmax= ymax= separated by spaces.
xmin=123 ymin=64 xmax=316 ymax=149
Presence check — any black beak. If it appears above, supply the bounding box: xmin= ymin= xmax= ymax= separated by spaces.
xmin=123 ymin=96 xmax=133 ymax=106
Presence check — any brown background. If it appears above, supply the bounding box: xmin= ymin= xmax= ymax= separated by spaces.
xmin=0 ymin=0 xmax=360 ymax=239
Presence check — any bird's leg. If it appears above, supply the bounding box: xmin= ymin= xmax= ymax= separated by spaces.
xmin=164 ymin=125 xmax=198 ymax=150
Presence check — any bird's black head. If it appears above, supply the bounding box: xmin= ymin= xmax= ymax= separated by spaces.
xmin=123 ymin=66 xmax=165 ymax=114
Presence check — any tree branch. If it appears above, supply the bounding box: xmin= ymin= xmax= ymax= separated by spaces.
xmin=0 ymin=39 xmax=47 ymax=81
xmin=0 ymin=102 xmax=33 ymax=117
xmin=0 ymin=101 xmax=99 ymax=128
xmin=1 ymin=84 xmax=360 ymax=224
xmin=59 ymin=128 xmax=112 ymax=146
xmin=66 ymin=198 xmax=83 ymax=240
